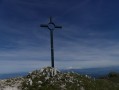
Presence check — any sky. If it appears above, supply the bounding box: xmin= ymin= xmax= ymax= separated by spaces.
xmin=0 ymin=0 xmax=119 ymax=73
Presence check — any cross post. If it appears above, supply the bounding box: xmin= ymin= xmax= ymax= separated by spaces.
xmin=40 ymin=17 xmax=62 ymax=68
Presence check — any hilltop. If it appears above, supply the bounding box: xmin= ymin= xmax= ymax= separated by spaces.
xmin=0 ymin=67 xmax=119 ymax=90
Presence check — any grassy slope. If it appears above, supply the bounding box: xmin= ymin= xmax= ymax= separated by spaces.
xmin=22 ymin=71 xmax=119 ymax=90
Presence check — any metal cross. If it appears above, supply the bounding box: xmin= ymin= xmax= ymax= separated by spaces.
xmin=40 ymin=17 xmax=62 ymax=68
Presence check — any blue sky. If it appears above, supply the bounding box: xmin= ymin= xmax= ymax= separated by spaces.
xmin=0 ymin=0 xmax=119 ymax=73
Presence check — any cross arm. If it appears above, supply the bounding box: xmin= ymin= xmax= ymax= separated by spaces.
xmin=40 ymin=24 xmax=48 ymax=27
xmin=55 ymin=25 xmax=62 ymax=28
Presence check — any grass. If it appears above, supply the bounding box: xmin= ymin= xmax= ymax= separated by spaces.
xmin=21 ymin=68 xmax=119 ymax=90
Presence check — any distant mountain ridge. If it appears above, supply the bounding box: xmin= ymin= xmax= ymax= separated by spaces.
xmin=0 ymin=66 xmax=119 ymax=79
xmin=62 ymin=66 xmax=119 ymax=78
xmin=0 ymin=72 xmax=28 ymax=79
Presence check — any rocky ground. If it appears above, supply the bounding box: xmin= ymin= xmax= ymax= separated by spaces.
xmin=22 ymin=67 xmax=88 ymax=90
xmin=0 ymin=67 xmax=119 ymax=90
xmin=0 ymin=67 xmax=87 ymax=90
xmin=0 ymin=77 xmax=23 ymax=90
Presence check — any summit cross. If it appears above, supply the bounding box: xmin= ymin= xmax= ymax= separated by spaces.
xmin=40 ymin=17 xmax=62 ymax=68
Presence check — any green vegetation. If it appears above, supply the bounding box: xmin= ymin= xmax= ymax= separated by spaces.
xmin=21 ymin=67 xmax=119 ymax=90
xmin=100 ymin=72 xmax=119 ymax=83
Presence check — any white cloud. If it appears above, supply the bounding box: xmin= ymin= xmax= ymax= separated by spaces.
xmin=0 ymin=37 xmax=119 ymax=73
xmin=0 ymin=0 xmax=119 ymax=74
xmin=0 ymin=60 xmax=50 ymax=74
